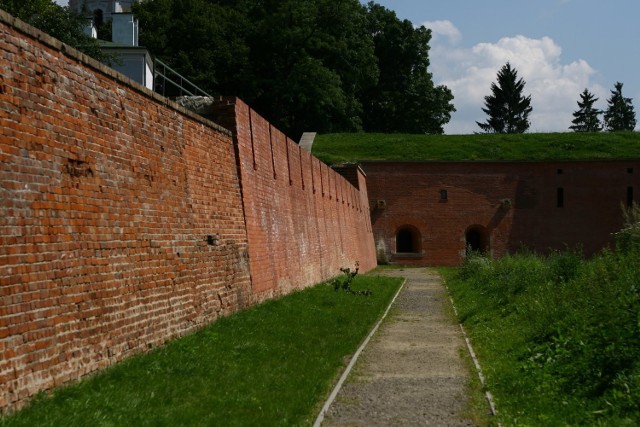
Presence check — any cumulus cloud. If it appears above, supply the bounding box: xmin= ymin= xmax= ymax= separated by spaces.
xmin=421 ymin=20 xmax=461 ymax=45
xmin=429 ymin=26 xmax=606 ymax=134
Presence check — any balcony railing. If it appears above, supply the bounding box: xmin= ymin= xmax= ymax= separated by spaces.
xmin=153 ymin=58 xmax=212 ymax=98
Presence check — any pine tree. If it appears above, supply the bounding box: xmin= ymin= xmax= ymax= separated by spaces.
xmin=477 ymin=62 xmax=532 ymax=133
xmin=569 ymin=89 xmax=602 ymax=132
xmin=604 ymin=82 xmax=637 ymax=131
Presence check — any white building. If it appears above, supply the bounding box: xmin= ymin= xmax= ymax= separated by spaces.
xmin=69 ymin=1 xmax=141 ymax=23
xmin=101 ymin=13 xmax=153 ymax=91
xmin=70 ymin=1 xmax=152 ymax=91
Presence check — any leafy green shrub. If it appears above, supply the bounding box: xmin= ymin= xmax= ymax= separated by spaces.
xmin=615 ymin=203 xmax=640 ymax=254
xmin=547 ymin=248 xmax=584 ymax=284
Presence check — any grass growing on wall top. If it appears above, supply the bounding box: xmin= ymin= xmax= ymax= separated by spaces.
xmin=1 ymin=274 xmax=402 ymax=427
xmin=312 ymin=132 xmax=640 ymax=164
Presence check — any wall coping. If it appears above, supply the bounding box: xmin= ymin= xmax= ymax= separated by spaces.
xmin=0 ymin=8 xmax=231 ymax=137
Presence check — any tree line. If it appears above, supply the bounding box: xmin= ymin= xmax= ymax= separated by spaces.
xmin=477 ymin=62 xmax=637 ymax=134
xmin=0 ymin=0 xmax=456 ymax=138
xmin=3 ymin=0 xmax=636 ymax=137
xmin=131 ymin=0 xmax=455 ymax=139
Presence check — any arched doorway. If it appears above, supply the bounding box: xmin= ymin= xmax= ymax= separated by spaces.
xmin=396 ymin=225 xmax=421 ymax=253
xmin=94 ymin=9 xmax=104 ymax=28
xmin=465 ymin=225 xmax=488 ymax=254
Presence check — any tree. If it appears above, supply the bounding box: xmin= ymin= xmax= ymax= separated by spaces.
xmin=603 ymin=82 xmax=636 ymax=131
xmin=0 ymin=0 xmax=107 ymax=60
xmin=477 ymin=62 xmax=532 ymax=134
xmin=133 ymin=0 xmax=251 ymax=97
xmin=134 ymin=0 xmax=454 ymax=137
xmin=569 ymin=89 xmax=602 ymax=132
xmin=135 ymin=0 xmax=378 ymax=138
xmin=361 ymin=3 xmax=454 ymax=134
xmin=240 ymin=0 xmax=378 ymax=138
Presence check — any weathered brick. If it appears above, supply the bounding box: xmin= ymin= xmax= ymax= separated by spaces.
xmin=0 ymin=9 xmax=376 ymax=414
xmin=363 ymin=161 xmax=640 ymax=266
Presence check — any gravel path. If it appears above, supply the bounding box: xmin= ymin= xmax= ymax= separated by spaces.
xmin=320 ymin=268 xmax=476 ymax=426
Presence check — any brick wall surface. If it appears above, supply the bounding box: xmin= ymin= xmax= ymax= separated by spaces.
xmin=210 ymin=98 xmax=376 ymax=301
xmin=364 ymin=160 xmax=640 ymax=266
xmin=0 ymin=11 xmax=253 ymax=411
xmin=0 ymin=11 xmax=376 ymax=412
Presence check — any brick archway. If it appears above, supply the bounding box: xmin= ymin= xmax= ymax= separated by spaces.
xmin=465 ymin=225 xmax=489 ymax=254
xmin=396 ymin=225 xmax=421 ymax=253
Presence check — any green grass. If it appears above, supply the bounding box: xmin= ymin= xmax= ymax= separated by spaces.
xmin=1 ymin=274 xmax=403 ymax=427
xmin=437 ymin=266 xmax=496 ymax=427
xmin=441 ymin=249 xmax=640 ymax=426
xmin=312 ymin=132 xmax=640 ymax=164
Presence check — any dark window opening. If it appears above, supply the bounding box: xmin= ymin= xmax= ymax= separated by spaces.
xmin=628 ymin=187 xmax=634 ymax=207
xmin=557 ymin=169 xmax=563 ymax=175
xmin=465 ymin=226 xmax=488 ymax=254
xmin=94 ymin=9 xmax=104 ymax=28
xmin=557 ymin=187 xmax=564 ymax=208
xmin=396 ymin=229 xmax=414 ymax=253
xmin=440 ymin=189 xmax=448 ymax=201
xmin=628 ymin=168 xmax=634 ymax=174
xmin=396 ymin=226 xmax=421 ymax=254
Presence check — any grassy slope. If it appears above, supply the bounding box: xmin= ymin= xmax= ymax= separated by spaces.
xmin=1 ymin=275 xmax=403 ymax=427
xmin=312 ymin=132 xmax=640 ymax=164
xmin=441 ymin=250 xmax=640 ymax=426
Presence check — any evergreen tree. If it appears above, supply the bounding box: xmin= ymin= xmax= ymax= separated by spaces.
xmin=604 ymin=82 xmax=637 ymax=131
xmin=477 ymin=62 xmax=532 ymax=134
xmin=569 ymin=89 xmax=602 ymax=132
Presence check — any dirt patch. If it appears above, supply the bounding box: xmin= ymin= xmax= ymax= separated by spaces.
xmin=320 ymin=268 xmax=476 ymax=426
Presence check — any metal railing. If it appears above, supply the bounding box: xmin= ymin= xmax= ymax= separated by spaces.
xmin=153 ymin=58 xmax=212 ymax=98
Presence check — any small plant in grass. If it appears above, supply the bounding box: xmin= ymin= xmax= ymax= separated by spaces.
xmin=331 ymin=262 xmax=372 ymax=296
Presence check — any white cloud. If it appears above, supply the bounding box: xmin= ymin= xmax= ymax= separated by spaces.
xmin=430 ymin=31 xmax=606 ymax=134
xmin=421 ymin=20 xmax=461 ymax=45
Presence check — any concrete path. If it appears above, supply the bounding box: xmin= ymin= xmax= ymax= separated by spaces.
xmin=319 ymin=268 xmax=476 ymax=426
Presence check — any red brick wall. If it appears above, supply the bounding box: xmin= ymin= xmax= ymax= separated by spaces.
xmin=0 ymin=11 xmax=375 ymax=412
xmin=364 ymin=161 xmax=640 ymax=266
xmin=210 ymin=99 xmax=376 ymax=301
xmin=0 ymin=12 xmax=252 ymax=411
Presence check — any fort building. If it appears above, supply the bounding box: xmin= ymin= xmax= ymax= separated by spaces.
xmin=1 ymin=4 xmax=639 ymax=414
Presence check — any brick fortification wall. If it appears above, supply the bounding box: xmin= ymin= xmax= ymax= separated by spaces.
xmin=0 ymin=11 xmax=375 ymax=412
xmin=365 ymin=161 xmax=640 ymax=266
xmin=209 ymin=99 xmax=376 ymax=300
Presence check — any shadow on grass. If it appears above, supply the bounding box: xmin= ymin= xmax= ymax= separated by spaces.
xmin=1 ymin=274 xmax=402 ymax=427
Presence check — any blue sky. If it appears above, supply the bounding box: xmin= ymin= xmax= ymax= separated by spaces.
xmin=361 ymin=0 xmax=640 ymax=134
xmin=55 ymin=0 xmax=639 ymax=134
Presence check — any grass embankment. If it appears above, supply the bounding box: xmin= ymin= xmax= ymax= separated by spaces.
xmin=441 ymin=246 xmax=640 ymax=426
xmin=1 ymin=274 xmax=402 ymax=427
xmin=313 ymin=132 xmax=640 ymax=164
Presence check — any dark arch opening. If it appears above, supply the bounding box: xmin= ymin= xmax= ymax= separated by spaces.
xmin=396 ymin=226 xmax=420 ymax=253
xmin=465 ymin=226 xmax=488 ymax=254
xmin=94 ymin=9 xmax=104 ymax=28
